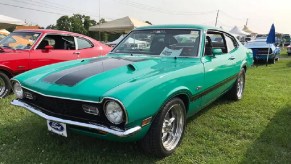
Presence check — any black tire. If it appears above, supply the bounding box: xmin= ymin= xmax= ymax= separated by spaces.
xmin=139 ymin=98 xmax=186 ymax=157
xmin=268 ymin=58 xmax=276 ymax=64
xmin=227 ymin=69 xmax=245 ymax=101
xmin=0 ymin=71 xmax=12 ymax=98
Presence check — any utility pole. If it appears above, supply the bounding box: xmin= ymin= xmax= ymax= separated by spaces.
xmin=245 ymin=18 xmax=248 ymax=26
xmin=98 ymin=0 xmax=101 ymax=41
xmin=215 ymin=10 xmax=219 ymax=27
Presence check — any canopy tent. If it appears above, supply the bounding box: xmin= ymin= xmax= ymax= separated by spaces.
xmin=242 ymin=25 xmax=256 ymax=34
xmin=0 ymin=15 xmax=25 ymax=29
xmin=229 ymin=26 xmax=248 ymax=36
xmin=89 ymin=16 xmax=150 ymax=33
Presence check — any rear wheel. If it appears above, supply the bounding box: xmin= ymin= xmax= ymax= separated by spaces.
xmin=139 ymin=98 xmax=186 ymax=157
xmin=227 ymin=69 xmax=245 ymax=100
xmin=0 ymin=72 xmax=12 ymax=98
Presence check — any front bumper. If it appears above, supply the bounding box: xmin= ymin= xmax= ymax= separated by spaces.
xmin=11 ymin=99 xmax=141 ymax=137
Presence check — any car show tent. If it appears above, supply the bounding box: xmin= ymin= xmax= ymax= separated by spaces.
xmin=242 ymin=25 xmax=256 ymax=34
xmin=229 ymin=26 xmax=248 ymax=36
xmin=0 ymin=15 xmax=25 ymax=29
xmin=89 ymin=16 xmax=150 ymax=33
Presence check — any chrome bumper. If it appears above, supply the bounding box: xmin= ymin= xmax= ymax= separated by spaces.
xmin=11 ymin=99 xmax=141 ymax=137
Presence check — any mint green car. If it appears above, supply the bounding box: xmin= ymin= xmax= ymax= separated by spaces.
xmin=11 ymin=25 xmax=253 ymax=157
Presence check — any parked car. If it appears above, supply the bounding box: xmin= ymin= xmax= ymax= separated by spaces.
xmin=0 ymin=29 xmax=111 ymax=98
xmin=11 ymin=25 xmax=253 ymax=157
xmin=244 ymin=38 xmax=280 ymax=64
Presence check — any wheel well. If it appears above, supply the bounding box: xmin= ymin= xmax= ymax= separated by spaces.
xmin=175 ymin=94 xmax=190 ymax=113
xmin=243 ymin=65 xmax=247 ymax=73
xmin=0 ymin=69 xmax=13 ymax=79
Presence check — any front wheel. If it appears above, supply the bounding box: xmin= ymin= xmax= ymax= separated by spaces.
xmin=139 ymin=98 xmax=186 ymax=157
xmin=226 ymin=69 xmax=245 ymax=100
xmin=0 ymin=72 xmax=12 ymax=98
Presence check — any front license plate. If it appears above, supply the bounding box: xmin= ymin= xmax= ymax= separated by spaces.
xmin=47 ymin=120 xmax=67 ymax=137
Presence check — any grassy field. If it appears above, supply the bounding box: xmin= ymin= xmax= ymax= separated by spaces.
xmin=1 ymin=60 xmax=291 ymax=163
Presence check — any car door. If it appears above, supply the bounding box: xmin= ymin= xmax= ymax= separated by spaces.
xmin=74 ymin=36 xmax=100 ymax=58
xmin=224 ymin=33 xmax=242 ymax=75
xmin=201 ymin=31 xmax=237 ymax=107
xmin=29 ymin=34 xmax=78 ymax=69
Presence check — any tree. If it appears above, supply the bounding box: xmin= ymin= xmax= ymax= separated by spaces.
xmin=53 ymin=14 xmax=124 ymax=42
xmin=46 ymin=24 xmax=57 ymax=29
xmin=56 ymin=16 xmax=71 ymax=31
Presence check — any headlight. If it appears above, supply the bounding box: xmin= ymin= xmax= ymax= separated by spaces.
xmin=13 ymin=82 xmax=23 ymax=99
xmin=104 ymin=100 xmax=124 ymax=124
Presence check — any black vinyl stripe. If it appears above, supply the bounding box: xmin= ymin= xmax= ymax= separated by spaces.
xmin=190 ymin=74 xmax=238 ymax=102
xmin=44 ymin=58 xmax=134 ymax=86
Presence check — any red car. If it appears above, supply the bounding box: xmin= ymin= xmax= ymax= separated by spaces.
xmin=0 ymin=29 xmax=111 ymax=98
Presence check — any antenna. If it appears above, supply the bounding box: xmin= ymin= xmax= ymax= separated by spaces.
xmin=215 ymin=10 xmax=219 ymax=27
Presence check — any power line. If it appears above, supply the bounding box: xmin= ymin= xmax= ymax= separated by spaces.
xmin=112 ymin=0 xmax=217 ymax=15
xmin=1 ymin=0 xmax=115 ymax=21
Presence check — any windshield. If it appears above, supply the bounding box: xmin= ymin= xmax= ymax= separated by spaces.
xmin=113 ymin=29 xmax=200 ymax=57
xmin=0 ymin=32 xmax=40 ymax=50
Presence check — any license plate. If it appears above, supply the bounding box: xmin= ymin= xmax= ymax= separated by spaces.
xmin=47 ymin=120 xmax=67 ymax=137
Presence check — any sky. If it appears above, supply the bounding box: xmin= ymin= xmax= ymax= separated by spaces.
xmin=0 ymin=0 xmax=290 ymax=34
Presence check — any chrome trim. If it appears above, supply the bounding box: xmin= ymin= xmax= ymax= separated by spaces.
xmin=11 ymin=99 xmax=141 ymax=137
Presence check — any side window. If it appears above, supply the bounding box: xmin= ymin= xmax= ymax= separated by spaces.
xmin=225 ymin=34 xmax=237 ymax=52
xmin=206 ymin=32 xmax=227 ymax=55
xmin=76 ymin=37 xmax=93 ymax=50
xmin=37 ymin=35 xmax=75 ymax=50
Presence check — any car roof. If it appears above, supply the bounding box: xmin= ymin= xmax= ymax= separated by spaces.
xmin=13 ymin=29 xmax=84 ymax=36
xmin=135 ymin=24 xmax=222 ymax=31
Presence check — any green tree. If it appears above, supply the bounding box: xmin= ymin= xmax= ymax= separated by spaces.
xmin=46 ymin=24 xmax=57 ymax=29
xmin=56 ymin=16 xmax=71 ymax=31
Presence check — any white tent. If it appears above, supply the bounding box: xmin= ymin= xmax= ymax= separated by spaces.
xmin=229 ymin=26 xmax=248 ymax=36
xmin=0 ymin=15 xmax=25 ymax=29
xmin=89 ymin=16 xmax=150 ymax=33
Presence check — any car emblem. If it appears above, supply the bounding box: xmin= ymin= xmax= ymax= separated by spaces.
xmin=49 ymin=122 xmax=64 ymax=132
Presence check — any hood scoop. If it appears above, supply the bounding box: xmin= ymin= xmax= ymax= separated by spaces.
xmin=127 ymin=64 xmax=136 ymax=71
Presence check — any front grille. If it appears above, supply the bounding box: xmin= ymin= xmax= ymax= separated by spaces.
xmin=21 ymin=89 xmax=125 ymax=129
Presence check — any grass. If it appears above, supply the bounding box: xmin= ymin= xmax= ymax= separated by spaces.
xmin=1 ymin=60 xmax=291 ymax=163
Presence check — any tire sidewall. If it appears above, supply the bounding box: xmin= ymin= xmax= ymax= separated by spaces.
xmin=237 ymin=69 xmax=245 ymax=100
xmin=0 ymin=72 xmax=11 ymax=98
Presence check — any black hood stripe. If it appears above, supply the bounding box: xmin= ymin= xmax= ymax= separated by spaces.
xmin=43 ymin=58 xmax=138 ymax=86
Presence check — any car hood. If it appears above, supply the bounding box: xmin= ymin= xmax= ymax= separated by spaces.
xmin=15 ymin=55 xmax=200 ymax=102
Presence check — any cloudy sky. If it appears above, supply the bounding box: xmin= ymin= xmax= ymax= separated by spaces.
xmin=0 ymin=0 xmax=290 ymax=34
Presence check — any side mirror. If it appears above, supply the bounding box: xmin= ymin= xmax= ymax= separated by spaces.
xmin=44 ymin=45 xmax=54 ymax=50
xmin=212 ymin=48 xmax=223 ymax=55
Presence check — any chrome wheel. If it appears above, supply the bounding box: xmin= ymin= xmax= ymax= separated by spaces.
xmin=161 ymin=103 xmax=184 ymax=151
xmin=237 ymin=73 xmax=244 ymax=99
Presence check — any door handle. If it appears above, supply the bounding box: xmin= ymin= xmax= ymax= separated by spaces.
xmin=229 ymin=56 xmax=235 ymax=60
xmin=73 ymin=52 xmax=80 ymax=55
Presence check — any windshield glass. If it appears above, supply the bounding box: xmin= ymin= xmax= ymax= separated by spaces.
xmin=113 ymin=29 xmax=200 ymax=57
xmin=0 ymin=32 xmax=40 ymax=50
